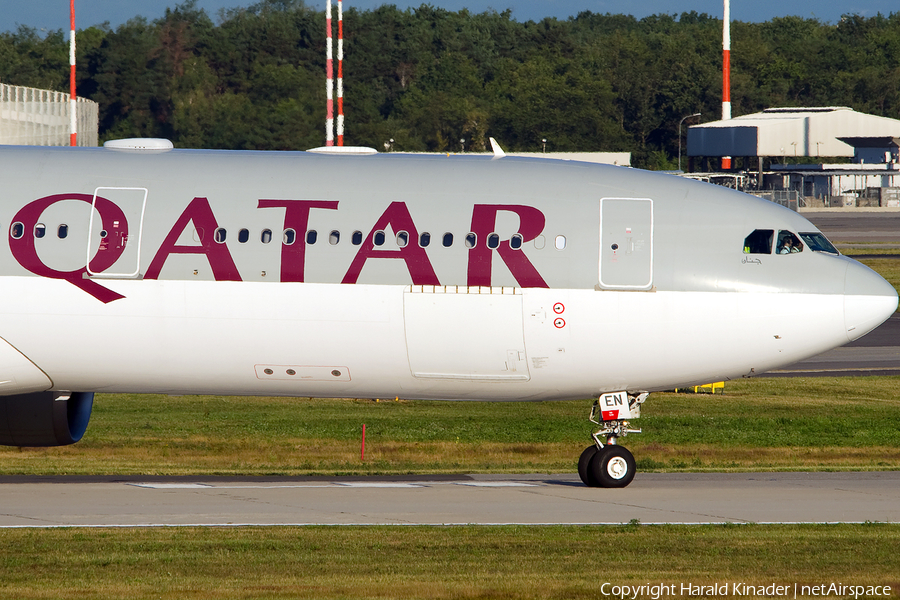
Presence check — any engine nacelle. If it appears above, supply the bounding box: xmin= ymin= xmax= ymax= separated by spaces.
xmin=0 ymin=391 xmax=94 ymax=446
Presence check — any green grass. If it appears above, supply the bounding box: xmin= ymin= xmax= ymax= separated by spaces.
xmin=0 ymin=524 xmax=897 ymax=599
xmin=2 ymin=377 xmax=899 ymax=475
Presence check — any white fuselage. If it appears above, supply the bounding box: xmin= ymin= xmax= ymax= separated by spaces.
xmin=0 ymin=278 xmax=869 ymax=400
xmin=0 ymin=146 xmax=895 ymax=403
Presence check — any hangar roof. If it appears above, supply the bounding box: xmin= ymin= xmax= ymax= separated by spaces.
xmin=686 ymin=107 xmax=900 ymax=158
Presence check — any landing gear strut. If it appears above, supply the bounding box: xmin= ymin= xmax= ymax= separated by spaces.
xmin=578 ymin=392 xmax=648 ymax=488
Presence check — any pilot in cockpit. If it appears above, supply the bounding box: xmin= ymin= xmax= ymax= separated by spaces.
xmin=778 ymin=232 xmax=803 ymax=254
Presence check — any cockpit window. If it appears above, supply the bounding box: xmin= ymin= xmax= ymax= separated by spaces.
xmin=799 ymin=232 xmax=839 ymax=255
xmin=743 ymin=229 xmax=773 ymax=254
xmin=777 ymin=231 xmax=803 ymax=254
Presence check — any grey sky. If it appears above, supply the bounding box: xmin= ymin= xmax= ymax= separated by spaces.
xmin=2 ymin=0 xmax=897 ymax=35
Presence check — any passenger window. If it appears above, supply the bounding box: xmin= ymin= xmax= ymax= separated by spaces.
xmin=373 ymin=230 xmax=385 ymax=246
xmin=465 ymin=233 xmax=476 ymax=248
xmin=214 ymin=228 xmax=226 ymax=243
xmin=533 ymin=235 xmax=545 ymax=250
xmin=397 ymin=231 xmax=409 ymax=248
xmin=11 ymin=223 xmax=23 ymax=239
xmin=743 ymin=229 xmax=773 ymax=254
xmin=419 ymin=232 xmax=431 ymax=247
xmin=261 ymin=229 xmax=273 ymax=244
xmin=776 ymin=231 xmax=803 ymax=254
xmin=487 ymin=233 xmax=500 ymax=249
xmin=352 ymin=230 xmax=363 ymax=245
xmin=238 ymin=229 xmax=250 ymax=243
xmin=329 ymin=230 xmax=340 ymax=245
xmin=510 ymin=234 xmax=523 ymax=250
xmin=306 ymin=230 xmax=317 ymax=245
xmin=799 ymin=232 xmax=839 ymax=255
xmin=58 ymin=224 xmax=68 ymax=239
xmin=442 ymin=233 xmax=454 ymax=247
xmin=555 ymin=235 xmax=566 ymax=250
xmin=34 ymin=223 xmax=46 ymax=239
xmin=283 ymin=229 xmax=296 ymax=245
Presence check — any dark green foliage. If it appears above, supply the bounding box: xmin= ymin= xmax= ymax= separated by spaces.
xmin=2 ymin=3 xmax=900 ymax=167
xmin=0 ymin=26 xmax=69 ymax=90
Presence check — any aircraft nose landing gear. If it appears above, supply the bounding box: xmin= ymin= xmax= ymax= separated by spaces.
xmin=578 ymin=392 xmax=648 ymax=488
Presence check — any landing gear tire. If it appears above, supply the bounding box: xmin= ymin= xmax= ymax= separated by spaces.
xmin=581 ymin=392 xmax=647 ymax=488
xmin=589 ymin=445 xmax=636 ymax=488
xmin=578 ymin=445 xmax=600 ymax=487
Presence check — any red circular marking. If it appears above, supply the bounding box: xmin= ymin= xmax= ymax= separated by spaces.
xmin=554 ymin=318 xmax=566 ymax=329
xmin=553 ymin=302 xmax=565 ymax=314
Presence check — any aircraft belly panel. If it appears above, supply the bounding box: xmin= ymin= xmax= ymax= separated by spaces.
xmin=522 ymin=288 xmax=851 ymax=394
xmin=404 ymin=288 xmax=529 ymax=381
xmin=0 ymin=282 xmax=871 ymax=399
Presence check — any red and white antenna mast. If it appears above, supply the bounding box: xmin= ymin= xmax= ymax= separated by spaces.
xmin=69 ymin=0 xmax=77 ymax=147
xmin=325 ymin=0 xmax=334 ymax=146
xmin=721 ymin=0 xmax=731 ymax=169
xmin=336 ymin=0 xmax=344 ymax=146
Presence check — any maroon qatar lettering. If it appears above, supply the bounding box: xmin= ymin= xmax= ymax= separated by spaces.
xmin=10 ymin=195 xmax=550 ymax=301
xmin=467 ymin=204 xmax=549 ymax=288
xmin=258 ymin=199 xmax=339 ymax=282
xmin=9 ymin=194 xmax=127 ymax=303
xmin=341 ymin=201 xmax=440 ymax=285
xmin=144 ymin=197 xmax=241 ymax=281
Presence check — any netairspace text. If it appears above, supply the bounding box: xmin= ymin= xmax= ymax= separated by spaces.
xmin=600 ymin=582 xmax=892 ymax=599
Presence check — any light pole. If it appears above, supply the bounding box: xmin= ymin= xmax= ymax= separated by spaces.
xmin=678 ymin=112 xmax=701 ymax=172
xmin=69 ymin=0 xmax=77 ymax=146
xmin=542 ymin=138 xmax=547 ymax=153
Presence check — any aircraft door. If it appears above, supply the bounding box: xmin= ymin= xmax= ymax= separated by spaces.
xmin=599 ymin=197 xmax=653 ymax=290
xmin=86 ymin=187 xmax=147 ymax=279
xmin=404 ymin=288 xmax=530 ymax=381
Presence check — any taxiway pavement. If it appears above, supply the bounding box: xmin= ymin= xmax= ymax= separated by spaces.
xmin=0 ymin=472 xmax=897 ymax=527
xmin=803 ymin=210 xmax=900 ymax=244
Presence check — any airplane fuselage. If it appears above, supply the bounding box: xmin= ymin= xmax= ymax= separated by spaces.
xmin=0 ymin=145 xmax=894 ymax=406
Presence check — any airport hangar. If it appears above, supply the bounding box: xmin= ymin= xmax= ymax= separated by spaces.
xmin=686 ymin=107 xmax=900 ymax=208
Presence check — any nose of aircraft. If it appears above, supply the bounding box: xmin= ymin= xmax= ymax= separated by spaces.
xmin=844 ymin=259 xmax=898 ymax=342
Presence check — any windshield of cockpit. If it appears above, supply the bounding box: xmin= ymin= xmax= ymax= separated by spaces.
xmin=742 ymin=229 xmax=839 ymax=255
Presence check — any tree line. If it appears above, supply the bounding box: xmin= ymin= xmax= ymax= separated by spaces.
xmin=1 ymin=0 xmax=899 ymax=168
